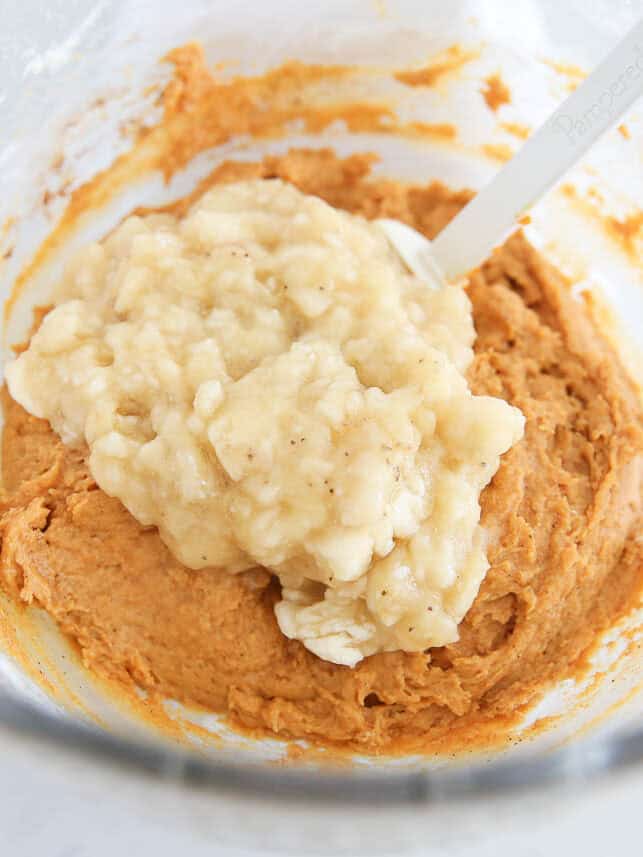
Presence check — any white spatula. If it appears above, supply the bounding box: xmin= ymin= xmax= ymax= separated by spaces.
xmin=378 ymin=17 xmax=643 ymax=288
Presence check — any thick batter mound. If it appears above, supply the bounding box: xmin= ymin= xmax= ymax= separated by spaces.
xmin=1 ymin=150 xmax=642 ymax=753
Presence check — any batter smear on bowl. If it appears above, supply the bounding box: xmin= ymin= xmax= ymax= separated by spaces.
xmin=1 ymin=148 xmax=641 ymax=753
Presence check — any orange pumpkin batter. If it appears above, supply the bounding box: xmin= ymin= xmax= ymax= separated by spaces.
xmin=1 ymin=148 xmax=641 ymax=753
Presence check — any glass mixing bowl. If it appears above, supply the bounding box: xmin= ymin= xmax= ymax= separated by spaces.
xmin=0 ymin=1 xmax=641 ymax=852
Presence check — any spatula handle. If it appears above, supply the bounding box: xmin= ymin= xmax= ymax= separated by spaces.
xmin=431 ymin=17 xmax=643 ymax=282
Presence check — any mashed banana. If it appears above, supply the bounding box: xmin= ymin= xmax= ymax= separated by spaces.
xmin=6 ymin=179 xmax=524 ymax=666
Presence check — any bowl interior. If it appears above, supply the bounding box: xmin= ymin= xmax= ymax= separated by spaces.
xmin=0 ymin=0 xmax=641 ymax=774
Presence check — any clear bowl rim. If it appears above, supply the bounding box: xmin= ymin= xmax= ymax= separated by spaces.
xmin=1 ymin=687 xmax=641 ymax=803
